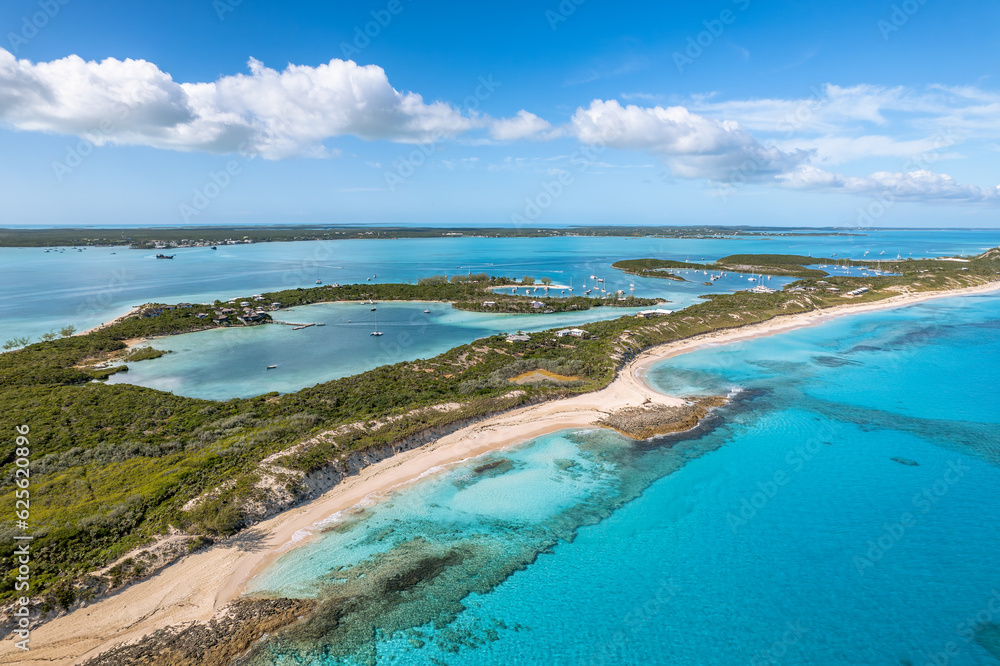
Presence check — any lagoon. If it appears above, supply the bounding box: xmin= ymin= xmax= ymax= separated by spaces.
xmin=107 ymin=300 xmax=659 ymax=400
xmin=3 ymin=229 xmax=996 ymax=344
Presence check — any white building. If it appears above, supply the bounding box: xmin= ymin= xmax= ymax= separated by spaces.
xmin=555 ymin=328 xmax=589 ymax=338
xmin=636 ymin=309 xmax=673 ymax=318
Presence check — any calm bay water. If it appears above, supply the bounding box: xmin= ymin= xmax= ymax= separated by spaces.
xmin=2 ymin=229 xmax=996 ymax=345
xmin=243 ymin=292 xmax=1000 ymax=665
xmin=106 ymin=300 xmax=658 ymax=400
xmin=5 ymin=228 xmax=990 ymax=399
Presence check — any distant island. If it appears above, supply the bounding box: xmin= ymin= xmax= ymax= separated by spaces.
xmin=0 ymin=225 xmax=866 ymax=248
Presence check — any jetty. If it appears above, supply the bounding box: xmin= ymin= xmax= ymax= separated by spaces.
xmin=272 ymin=320 xmax=324 ymax=330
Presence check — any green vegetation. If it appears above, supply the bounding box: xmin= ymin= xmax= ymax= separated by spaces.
xmin=1 ymin=250 xmax=996 ymax=614
xmin=2 ymin=337 xmax=30 ymax=351
xmin=230 ymin=279 xmax=659 ymax=315
xmin=123 ymin=346 xmax=170 ymax=363
xmin=0 ymin=226 xmax=865 ymax=248
xmin=614 ymin=253 xmax=898 ymax=279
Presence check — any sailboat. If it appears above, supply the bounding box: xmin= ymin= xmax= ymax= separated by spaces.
xmin=371 ymin=312 xmax=383 ymax=336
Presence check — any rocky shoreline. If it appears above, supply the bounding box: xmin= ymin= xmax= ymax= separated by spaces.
xmin=599 ymin=396 xmax=729 ymax=440
xmin=81 ymin=597 xmax=316 ymax=666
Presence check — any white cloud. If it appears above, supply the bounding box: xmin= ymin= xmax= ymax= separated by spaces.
xmin=0 ymin=49 xmax=487 ymax=158
xmin=770 ymin=134 xmax=961 ymax=166
xmin=779 ymin=166 xmax=1000 ymax=203
xmin=488 ymin=110 xmax=555 ymax=141
xmin=687 ymin=84 xmax=917 ymax=134
xmin=569 ymin=99 xmax=808 ymax=179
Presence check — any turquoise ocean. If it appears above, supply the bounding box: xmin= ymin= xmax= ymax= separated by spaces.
xmin=240 ymin=292 xmax=1000 ymax=665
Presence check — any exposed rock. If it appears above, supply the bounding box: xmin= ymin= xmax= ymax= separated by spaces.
xmin=82 ymin=597 xmax=317 ymax=666
xmin=599 ymin=396 xmax=729 ymax=440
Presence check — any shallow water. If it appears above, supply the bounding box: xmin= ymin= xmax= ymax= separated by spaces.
xmin=106 ymin=300 xmax=653 ymax=399
xmin=3 ymin=229 xmax=994 ymax=344
xmin=239 ymin=291 xmax=1000 ymax=665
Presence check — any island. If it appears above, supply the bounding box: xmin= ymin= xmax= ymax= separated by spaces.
xmin=0 ymin=225 xmax=866 ymax=248
xmin=1 ymin=248 xmax=998 ymax=663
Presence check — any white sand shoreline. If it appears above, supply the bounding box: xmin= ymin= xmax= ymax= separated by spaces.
xmin=5 ymin=279 xmax=1000 ymax=665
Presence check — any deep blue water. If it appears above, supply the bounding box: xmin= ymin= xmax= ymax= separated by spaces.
xmin=242 ymin=292 xmax=1000 ymax=665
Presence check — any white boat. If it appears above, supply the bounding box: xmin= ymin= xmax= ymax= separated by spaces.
xmin=424 ymin=309 xmax=431 ymax=314
xmin=266 ymin=365 xmax=277 ymax=369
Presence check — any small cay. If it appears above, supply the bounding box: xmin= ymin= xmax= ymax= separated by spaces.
xmin=598 ymin=395 xmax=729 ymax=440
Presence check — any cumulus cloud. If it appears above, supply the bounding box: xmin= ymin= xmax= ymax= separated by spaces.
xmin=778 ymin=165 xmax=1000 ymax=203
xmin=569 ymin=99 xmax=808 ymax=179
xmin=0 ymin=49 xmax=489 ymax=158
xmin=488 ymin=110 xmax=555 ymax=141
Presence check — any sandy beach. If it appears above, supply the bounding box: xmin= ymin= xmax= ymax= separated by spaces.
xmin=6 ymin=279 xmax=1000 ymax=665
xmin=75 ymin=306 xmax=144 ymax=337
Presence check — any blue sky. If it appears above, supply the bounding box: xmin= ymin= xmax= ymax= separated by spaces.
xmin=1 ymin=0 xmax=998 ymax=228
